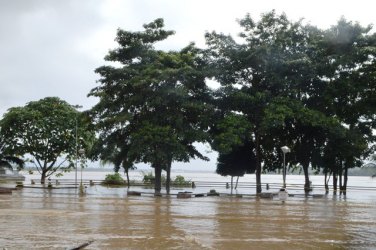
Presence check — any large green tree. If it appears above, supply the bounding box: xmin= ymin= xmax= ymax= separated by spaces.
xmin=205 ymin=11 xmax=321 ymax=193
xmin=89 ymin=19 xmax=211 ymax=195
xmin=216 ymin=140 xmax=256 ymax=190
xmin=0 ymin=97 xmax=94 ymax=184
xmin=207 ymin=11 xmax=376 ymax=194
xmin=310 ymin=18 xmax=376 ymax=191
xmin=209 ymin=109 xmax=256 ymax=182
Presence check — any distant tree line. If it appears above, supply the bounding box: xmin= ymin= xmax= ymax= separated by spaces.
xmin=0 ymin=11 xmax=375 ymax=194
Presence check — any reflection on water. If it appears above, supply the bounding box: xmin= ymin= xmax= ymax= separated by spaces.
xmin=1 ymin=186 xmax=376 ymax=249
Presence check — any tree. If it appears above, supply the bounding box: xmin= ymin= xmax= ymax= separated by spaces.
xmin=205 ymin=11 xmax=318 ymax=193
xmin=209 ymin=109 xmax=256 ymax=190
xmin=311 ymin=18 xmax=376 ymax=192
xmin=0 ymin=97 xmax=94 ymax=184
xmin=90 ymin=130 xmax=136 ymax=188
xmin=0 ymin=133 xmax=24 ymax=170
xmin=206 ymin=12 xmax=376 ymax=194
xmin=89 ymin=19 xmax=211 ymax=195
xmin=216 ymin=140 xmax=256 ymax=191
xmin=261 ymin=97 xmax=342 ymax=192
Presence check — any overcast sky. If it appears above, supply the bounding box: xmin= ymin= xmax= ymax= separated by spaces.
xmin=1 ymin=0 xmax=375 ymax=170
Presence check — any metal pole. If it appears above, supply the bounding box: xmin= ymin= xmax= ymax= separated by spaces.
xmin=79 ymin=149 xmax=84 ymax=195
xmin=75 ymin=115 xmax=78 ymax=190
xmin=80 ymin=162 xmax=83 ymax=185
xmin=80 ymin=149 xmax=83 ymax=188
xmin=283 ymin=152 xmax=286 ymax=188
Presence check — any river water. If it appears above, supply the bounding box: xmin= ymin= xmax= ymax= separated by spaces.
xmin=1 ymin=170 xmax=376 ymax=249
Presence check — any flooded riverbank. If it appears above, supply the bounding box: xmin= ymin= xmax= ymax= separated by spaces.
xmin=1 ymin=184 xmax=376 ymax=249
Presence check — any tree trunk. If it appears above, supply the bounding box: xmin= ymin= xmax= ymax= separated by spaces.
xmin=154 ymin=163 xmax=162 ymax=195
xmin=125 ymin=168 xmax=130 ymax=188
xmin=235 ymin=176 xmax=239 ymax=189
xmin=339 ymin=170 xmax=343 ymax=192
xmin=332 ymin=170 xmax=337 ymax=194
xmin=338 ymin=159 xmax=343 ymax=192
xmin=302 ymin=162 xmax=310 ymax=193
xmin=342 ymin=161 xmax=348 ymax=195
xmin=166 ymin=159 xmax=172 ymax=195
xmin=41 ymin=171 xmax=46 ymax=184
xmin=255 ymin=132 xmax=262 ymax=194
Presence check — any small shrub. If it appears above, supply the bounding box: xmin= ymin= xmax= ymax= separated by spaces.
xmin=102 ymin=172 xmax=125 ymax=186
xmin=141 ymin=172 xmax=191 ymax=187
xmin=172 ymin=175 xmax=191 ymax=186
xmin=142 ymin=171 xmax=155 ymax=184
xmin=142 ymin=171 xmax=166 ymax=184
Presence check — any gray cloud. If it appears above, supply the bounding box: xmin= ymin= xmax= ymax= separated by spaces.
xmin=0 ymin=0 xmax=103 ymax=115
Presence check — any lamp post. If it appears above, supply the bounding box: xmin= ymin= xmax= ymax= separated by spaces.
xmin=281 ymin=146 xmax=291 ymax=188
xmin=72 ymin=105 xmax=82 ymax=190
xmin=79 ymin=148 xmax=85 ymax=195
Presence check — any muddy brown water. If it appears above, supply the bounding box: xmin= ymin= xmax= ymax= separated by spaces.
xmin=1 ymin=185 xmax=376 ymax=250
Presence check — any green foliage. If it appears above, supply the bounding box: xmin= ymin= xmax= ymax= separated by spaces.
xmin=206 ymin=11 xmax=313 ymax=192
xmin=206 ymin=11 xmax=376 ymax=192
xmin=142 ymin=171 xmax=155 ymax=184
xmin=141 ymin=172 xmax=190 ymax=186
xmin=216 ymin=141 xmax=256 ymax=177
xmin=142 ymin=171 xmax=166 ymax=184
xmin=211 ymin=112 xmax=251 ymax=154
xmin=0 ymin=97 xmax=95 ymax=183
xmin=0 ymin=146 xmax=24 ymax=171
xmin=0 ymin=118 xmax=26 ymax=171
xmin=86 ymin=12 xmax=376 ymax=192
xmin=102 ymin=172 xmax=126 ymax=185
xmin=89 ymin=18 xmax=211 ymax=194
xmin=172 ymin=175 xmax=191 ymax=186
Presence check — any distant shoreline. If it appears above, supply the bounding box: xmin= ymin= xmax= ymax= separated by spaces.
xmin=21 ymin=166 xmax=376 ymax=176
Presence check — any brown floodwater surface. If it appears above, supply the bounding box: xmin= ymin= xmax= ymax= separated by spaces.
xmin=1 ymin=186 xmax=376 ymax=249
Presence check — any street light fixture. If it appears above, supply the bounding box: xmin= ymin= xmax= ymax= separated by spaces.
xmin=281 ymin=146 xmax=291 ymax=188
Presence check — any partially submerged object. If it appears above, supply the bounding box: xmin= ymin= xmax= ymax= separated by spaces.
xmin=177 ymin=191 xmax=192 ymax=198
xmin=0 ymin=187 xmax=13 ymax=194
xmin=278 ymin=188 xmax=288 ymax=201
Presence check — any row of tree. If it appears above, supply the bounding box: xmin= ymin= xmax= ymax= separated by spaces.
xmin=1 ymin=11 xmax=375 ymax=194
xmin=206 ymin=12 xmax=376 ymax=193
xmin=89 ymin=12 xmax=375 ymax=194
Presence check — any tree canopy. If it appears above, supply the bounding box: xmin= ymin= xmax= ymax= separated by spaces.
xmin=87 ymin=13 xmax=375 ymax=194
xmin=205 ymin=11 xmax=376 ymax=193
xmin=89 ymin=19 xmax=212 ymax=194
xmin=0 ymin=97 xmax=95 ymax=183
xmin=0 ymin=133 xmax=24 ymax=170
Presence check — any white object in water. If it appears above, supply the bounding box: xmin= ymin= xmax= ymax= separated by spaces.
xmin=278 ymin=188 xmax=288 ymax=201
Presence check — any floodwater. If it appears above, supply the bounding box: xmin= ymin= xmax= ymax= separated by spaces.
xmin=1 ymin=172 xmax=376 ymax=249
